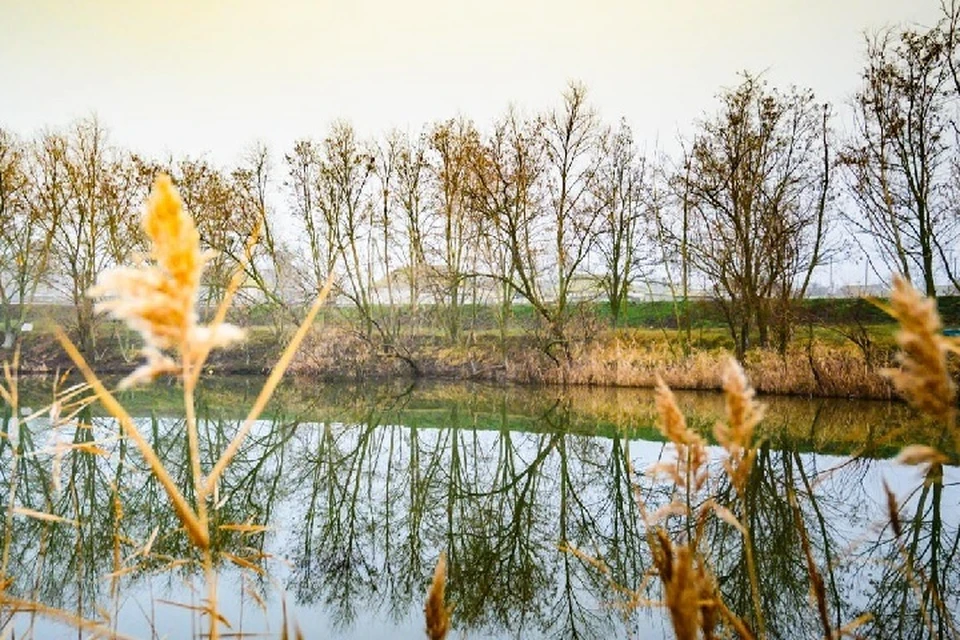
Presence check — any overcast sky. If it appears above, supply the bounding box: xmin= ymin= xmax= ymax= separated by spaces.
xmin=0 ymin=0 xmax=942 ymax=164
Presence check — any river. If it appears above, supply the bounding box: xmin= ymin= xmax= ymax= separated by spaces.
xmin=0 ymin=378 xmax=955 ymax=639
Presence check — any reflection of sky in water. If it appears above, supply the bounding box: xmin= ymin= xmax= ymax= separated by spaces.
xmin=5 ymin=383 xmax=958 ymax=639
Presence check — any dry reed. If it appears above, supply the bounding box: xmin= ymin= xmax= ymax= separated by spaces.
xmin=643 ymin=375 xmax=756 ymax=639
xmin=882 ymin=480 xmax=902 ymax=539
xmin=651 ymin=532 xmax=700 ymax=640
xmin=787 ymin=488 xmax=832 ymax=639
xmin=424 ymin=552 xmax=452 ymax=640
xmin=881 ymin=276 xmax=957 ymax=430
xmin=715 ymin=359 xmax=762 ymax=494
xmin=562 ymin=277 xmax=954 ymax=640
xmin=290 ymin=321 xmax=896 ymax=399
xmin=651 ymin=377 xmax=707 ymax=493
xmin=713 ymin=360 xmax=766 ymax=635
xmin=872 ymin=276 xmax=959 ymax=638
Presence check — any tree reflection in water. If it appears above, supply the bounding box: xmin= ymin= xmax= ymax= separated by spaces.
xmin=0 ymin=380 xmax=956 ymax=639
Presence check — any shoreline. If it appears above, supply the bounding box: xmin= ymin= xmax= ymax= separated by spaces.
xmin=288 ymin=326 xmax=901 ymax=400
xmin=3 ymin=327 xmax=902 ymax=401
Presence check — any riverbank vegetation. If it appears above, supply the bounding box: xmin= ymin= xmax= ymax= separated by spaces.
xmin=1 ymin=294 xmax=946 ymax=399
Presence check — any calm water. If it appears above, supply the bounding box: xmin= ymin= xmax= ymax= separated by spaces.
xmin=0 ymin=379 xmax=956 ymax=639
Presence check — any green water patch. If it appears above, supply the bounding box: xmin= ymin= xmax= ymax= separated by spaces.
xmin=11 ymin=376 xmax=931 ymax=459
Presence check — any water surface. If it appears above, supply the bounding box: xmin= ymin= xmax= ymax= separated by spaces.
xmin=0 ymin=379 xmax=955 ymax=639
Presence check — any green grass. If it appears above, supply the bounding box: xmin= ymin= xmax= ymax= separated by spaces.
xmin=7 ymin=295 xmax=949 ymax=337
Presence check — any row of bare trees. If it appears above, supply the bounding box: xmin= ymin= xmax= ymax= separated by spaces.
xmin=278 ymin=87 xmax=663 ymax=363
xmin=0 ymin=121 xmax=147 ymax=355
xmin=3 ymin=0 xmax=960 ymax=361
xmin=0 ymin=122 xmax=288 ymax=357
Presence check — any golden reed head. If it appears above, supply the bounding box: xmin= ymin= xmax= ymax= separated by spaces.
xmin=90 ymin=173 xmax=243 ymax=388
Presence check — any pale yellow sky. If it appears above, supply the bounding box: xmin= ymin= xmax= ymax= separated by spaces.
xmin=0 ymin=0 xmax=942 ymax=162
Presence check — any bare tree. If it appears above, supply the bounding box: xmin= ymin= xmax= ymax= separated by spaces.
xmin=842 ymin=25 xmax=955 ymax=296
xmin=540 ymin=82 xmax=604 ymax=340
xmin=592 ymin=119 xmax=646 ymax=326
xmin=370 ymin=131 xmax=403 ymax=339
xmin=231 ymin=142 xmax=298 ymax=335
xmin=309 ymin=122 xmax=421 ymax=371
xmin=0 ymin=129 xmax=55 ymax=350
xmin=933 ymin=0 xmax=960 ymax=282
xmin=36 ymin=118 xmax=143 ymax=356
xmin=426 ymin=118 xmax=480 ymax=343
xmin=469 ymin=85 xmax=604 ymax=359
xmin=316 ymin=121 xmax=377 ymax=338
xmin=285 ymin=139 xmax=337 ymax=303
xmin=677 ymin=74 xmax=832 ymax=357
xmin=394 ymin=130 xmax=429 ymax=317
xmin=172 ymin=157 xmax=258 ymax=308
xmin=648 ymin=151 xmax=694 ymax=348
xmin=469 ymin=109 xmax=553 ymax=348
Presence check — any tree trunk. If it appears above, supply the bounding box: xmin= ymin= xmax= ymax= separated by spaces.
xmin=756 ymin=303 xmax=769 ymax=349
xmin=739 ymin=318 xmax=750 ymax=360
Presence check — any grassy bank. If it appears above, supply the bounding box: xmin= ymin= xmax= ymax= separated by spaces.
xmin=288 ymin=324 xmax=898 ymax=398
xmin=4 ymin=299 xmax=916 ymax=399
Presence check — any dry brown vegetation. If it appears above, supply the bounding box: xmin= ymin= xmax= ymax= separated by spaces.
xmin=290 ymin=324 xmax=897 ymax=399
xmin=425 ymin=552 xmax=453 ymax=640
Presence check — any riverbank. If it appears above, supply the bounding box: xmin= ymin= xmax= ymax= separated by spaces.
xmin=5 ymin=320 xmax=907 ymax=400
xmin=291 ymin=325 xmax=901 ymax=400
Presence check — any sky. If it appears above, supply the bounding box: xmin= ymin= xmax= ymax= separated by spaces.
xmin=0 ymin=0 xmax=943 ymax=165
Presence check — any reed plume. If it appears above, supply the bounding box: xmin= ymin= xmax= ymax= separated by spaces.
xmin=715 ymin=358 xmax=763 ymax=494
xmin=882 ymin=276 xmax=956 ymax=429
xmin=89 ymin=174 xmax=243 ymax=388
xmin=652 ymin=377 xmax=707 ymax=491
xmin=652 ymin=531 xmax=702 ymax=640
xmin=425 ymin=552 xmax=452 ymax=640
xmin=883 ymin=481 xmax=902 ymax=539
